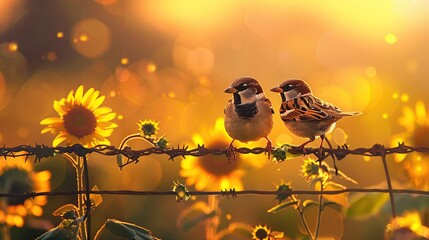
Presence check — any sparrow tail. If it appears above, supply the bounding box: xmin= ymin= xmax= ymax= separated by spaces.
xmin=339 ymin=111 xmax=362 ymax=117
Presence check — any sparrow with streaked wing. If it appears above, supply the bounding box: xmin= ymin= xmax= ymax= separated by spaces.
xmin=224 ymin=76 xmax=274 ymax=161
xmin=270 ymin=79 xmax=361 ymax=152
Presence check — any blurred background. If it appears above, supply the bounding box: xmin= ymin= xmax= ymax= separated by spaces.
xmin=1 ymin=0 xmax=429 ymax=239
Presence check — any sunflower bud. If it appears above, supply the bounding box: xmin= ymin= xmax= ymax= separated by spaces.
xmin=275 ymin=182 xmax=293 ymax=203
xmin=301 ymin=158 xmax=320 ymax=179
xmin=155 ymin=136 xmax=169 ymax=149
xmin=137 ymin=120 xmax=159 ymax=137
xmin=172 ymin=181 xmax=191 ymax=202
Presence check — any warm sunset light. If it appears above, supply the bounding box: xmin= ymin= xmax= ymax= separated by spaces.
xmin=1 ymin=1 xmax=429 ymax=239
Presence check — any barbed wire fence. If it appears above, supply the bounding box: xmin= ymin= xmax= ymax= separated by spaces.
xmin=1 ymin=143 xmax=429 ymax=238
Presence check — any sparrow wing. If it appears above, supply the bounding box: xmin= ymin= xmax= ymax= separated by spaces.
xmin=280 ymin=95 xmax=341 ymax=121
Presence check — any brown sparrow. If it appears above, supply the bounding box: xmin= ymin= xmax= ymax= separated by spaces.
xmin=224 ymin=76 xmax=274 ymax=160
xmin=270 ymin=79 xmax=361 ymax=151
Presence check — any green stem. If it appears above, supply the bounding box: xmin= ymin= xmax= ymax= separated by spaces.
xmin=314 ymin=181 xmax=324 ymax=239
xmin=118 ymin=133 xmax=155 ymax=150
xmin=0 ymin=225 xmax=10 ymax=240
xmin=76 ymin=156 xmax=87 ymax=240
xmin=381 ymin=155 xmax=397 ymax=219
xmin=290 ymin=195 xmax=314 ymax=240
xmin=0 ymin=200 xmax=10 ymax=240
xmin=205 ymin=195 xmax=219 ymax=240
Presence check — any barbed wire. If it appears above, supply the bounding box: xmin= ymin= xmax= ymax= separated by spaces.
xmin=1 ymin=188 xmax=429 ymax=199
xmin=0 ymin=142 xmax=427 ymax=164
xmin=1 ymin=142 xmax=428 ymax=226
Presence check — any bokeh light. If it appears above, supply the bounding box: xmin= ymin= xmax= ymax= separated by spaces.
xmin=56 ymin=31 xmax=64 ymax=38
xmin=71 ymin=18 xmax=111 ymax=58
xmin=385 ymin=34 xmax=398 ymax=44
xmin=1 ymin=1 xmax=429 ymax=239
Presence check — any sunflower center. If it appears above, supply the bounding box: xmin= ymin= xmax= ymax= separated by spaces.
xmin=199 ymin=140 xmax=239 ymax=176
xmin=255 ymin=228 xmax=268 ymax=239
xmin=2 ymin=169 xmax=32 ymax=206
xmin=63 ymin=105 xmax=97 ymax=138
xmin=413 ymin=125 xmax=429 ymax=147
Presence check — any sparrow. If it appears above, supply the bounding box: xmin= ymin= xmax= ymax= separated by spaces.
xmin=270 ymin=79 xmax=361 ymax=152
xmin=224 ymin=76 xmax=274 ymax=160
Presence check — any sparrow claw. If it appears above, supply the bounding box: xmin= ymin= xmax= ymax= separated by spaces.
xmin=265 ymin=137 xmax=272 ymax=159
xmin=318 ymin=147 xmax=323 ymax=156
xmin=265 ymin=140 xmax=273 ymax=159
xmin=297 ymin=138 xmax=315 ymax=155
xmin=226 ymin=141 xmax=237 ymax=163
xmin=300 ymin=146 xmax=308 ymax=155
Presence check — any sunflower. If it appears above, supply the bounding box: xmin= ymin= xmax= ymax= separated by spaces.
xmin=386 ymin=211 xmax=429 ymax=239
xmin=251 ymin=224 xmax=284 ymax=240
xmin=0 ymin=155 xmax=51 ymax=227
xmin=180 ymin=118 xmax=264 ymax=191
xmin=391 ymin=100 xmax=429 ymax=189
xmin=137 ymin=119 xmax=159 ymax=137
xmin=40 ymin=85 xmax=117 ymax=147
xmin=251 ymin=225 xmax=271 ymax=240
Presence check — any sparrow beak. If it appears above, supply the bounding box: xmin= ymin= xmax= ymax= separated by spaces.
xmin=270 ymin=86 xmax=283 ymax=93
xmin=224 ymin=86 xmax=238 ymax=93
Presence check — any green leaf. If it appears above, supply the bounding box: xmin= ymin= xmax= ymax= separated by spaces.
xmin=309 ymin=177 xmax=324 ymax=186
xmin=346 ymin=193 xmax=389 ymax=219
xmin=322 ymin=201 xmax=341 ymax=211
xmin=36 ymin=227 xmax=76 ymax=240
xmin=331 ymin=169 xmax=358 ymax=184
xmin=272 ymin=144 xmax=303 ymax=162
xmin=322 ymin=182 xmax=350 ymax=207
xmin=90 ymin=185 xmax=103 ymax=209
xmin=52 ymin=204 xmax=78 ymax=217
xmin=36 ymin=219 xmax=80 ymax=240
xmin=267 ymin=200 xmax=299 ymax=213
xmin=302 ymin=200 xmax=318 ymax=212
xmin=216 ymin=222 xmax=252 ymax=239
xmin=177 ymin=202 xmax=216 ymax=231
xmin=94 ymin=219 xmax=159 ymax=240
xmin=381 ymin=194 xmax=429 ymax=215
xmin=116 ymin=154 xmax=124 ymax=170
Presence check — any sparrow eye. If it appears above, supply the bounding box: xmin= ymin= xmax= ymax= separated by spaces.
xmin=236 ymin=83 xmax=249 ymax=91
xmin=283 ymin=84 xmax=294 ymax=91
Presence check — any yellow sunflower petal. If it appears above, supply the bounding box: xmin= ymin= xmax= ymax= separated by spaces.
xmin=219 ymin=178 xmax=231 ymax=190
xmin=88 ymin=93 xmax=105 ymax=111
xmin=52 ymin=134 xmax=67 ymax=147
xmin=195 ymin=174 xmax=211 ymax=190
xmin=53 ymin=99 xmax=67 ymax=116
xmin=184 ymin=176 xmax=196 ymax=186
xmin=41 ymin=127 xmax=54 ymax=134
xmin=415 ymin=101 xmax=427 ymax=126
xmin=90 ymin=132 xmax=106 ymax=141
xmin=81 ymin=87 xmax=95 ymax=107
xmin=95 ymin=128 xmax=114 ymax=137
xmin=96 ymin=138 xmax=110 ymax=146
xmin=40 ymin=117 xmax=63 ymax=125
xmin=91 ymin=90 xmax=100 ymax=103
xmin=66 ymin=90 xmax=74 ymax=102
xmin=97 ymin=112 xmax=116 ymax=122
xmin=75 ymin=85 xmax=84 ymax=102
xmin=93 ymin=106 xmax=112 ymax=116
xmin=191 ymin=134 xmax=204 ymax=145
xmin=399 ymin=106 xmax=415 ymax=131
xmin=97 ymin=122 xmax=118 ymax=129
xmin=229 ymin=177 xmax=244 ymax=191
xmin=181 ymin=158 xmax=195 ymax=170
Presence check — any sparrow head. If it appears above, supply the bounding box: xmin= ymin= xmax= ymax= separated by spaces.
xmin=270 ymin=79 xmax=312 ymax=101
xmin=225 ymin=76 xmax=265 ymax=104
